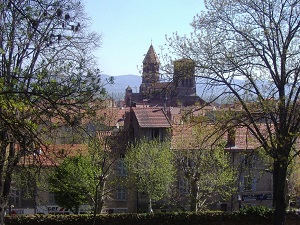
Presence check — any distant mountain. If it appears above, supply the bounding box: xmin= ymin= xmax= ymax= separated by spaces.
xmin=100 ymin=74 xmax=215 ymax=101
xmin=100 ymin=74 xmax=253 ymax=103
xmin=100 ymin=74 xmax=142 ymax=98
xmin=101 ymin=74 xmax=270 ymax=103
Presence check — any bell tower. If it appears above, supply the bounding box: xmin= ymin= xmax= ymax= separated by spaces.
xmin=173 ymin=58 xmax=196 ymax=96
xmin=139 ymin=44 xmax=160 ymax=96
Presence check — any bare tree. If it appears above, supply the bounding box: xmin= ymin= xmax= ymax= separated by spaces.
xmin=0 ymin=1 xmax=102 ymax=223
xmin=165 ymin=1 xmax=300 ymax=224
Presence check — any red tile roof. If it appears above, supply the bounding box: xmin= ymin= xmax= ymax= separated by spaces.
xmin=20 ymin=144 xmax=90 ymax=167
xmin=132 ymin=107 xmax=171 ymax=128
xmin=224 ymin=126 xmax=261 ymax=151
xmin=171 ymin=122 xmax=262 ymax=151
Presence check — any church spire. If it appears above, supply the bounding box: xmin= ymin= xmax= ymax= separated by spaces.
xmin=140 ymin=44 xmax=160 ymax=97
xmin=143 ymin=44 xmax=160 ymax=65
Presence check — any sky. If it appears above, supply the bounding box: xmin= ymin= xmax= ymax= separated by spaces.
xmin=84 ymin=0 xmax=206 ymax=76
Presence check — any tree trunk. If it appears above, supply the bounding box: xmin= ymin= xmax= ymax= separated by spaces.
xmin=96 ymin=180 xmax=106 ymax=214
xmin=0 ymin=144 xmax=8 ymax=225
xmin=0 ymin=142 xmax=19 ymax=225
xmin=190 ymin=179 xmax=198 ymax=212
xmin=0 ymin=202 xmax=7 ymax=225
xmin=273 ymin=157 xmax=288 ymax=225
xmin=148 ymin=198 xmax=153 ymax=213
xmin=92 ymin=179 xmax=106 ymax=225
xmin=75 ymin=206 xmax=79 ymax=215
xmin=92 ymin=188 xmax=99 ymax=225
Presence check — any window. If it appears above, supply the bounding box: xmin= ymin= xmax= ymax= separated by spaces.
xmin=148 ymin=128 xmax=163 ymax=141
xmin=242 ymin=154 xmax=257 ymax=169
xmin=151 ymin=128 xmax=160 ymax=140
xmin=226 ymin=129 xmax=236 ymax=147
xmin=49 ymin=193 xmax=56 ymax=204
xmin=243 ymin=176 xmax=252 ymax=191
xmin=115 ymin=208 xmax=128 ymax=213
xmin=117 ymin=187 xmax=127 ymax=201
xmin=242 ymin=176 xmax=257 ymax=192
xmin=179 ymin=178 xmax=190 ymax=194
xmin=10 ymin=189 xmax=21 ymax=207
xmin=182 ymin=79 xmax=185 ymax=87
xmin=181 ymin=157 xmax=195 ymax=169
xmin=117 ymin=154 xmax=127 ymax=176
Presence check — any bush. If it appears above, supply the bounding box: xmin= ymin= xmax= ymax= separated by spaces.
xmin=3 ymin=210 xmax=300 ymax=225
xmin=238 ymin=205 xmax=273 ymax=217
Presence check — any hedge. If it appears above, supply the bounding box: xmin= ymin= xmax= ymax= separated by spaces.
xmin=4 ymin=211 xmax=300 ymax=225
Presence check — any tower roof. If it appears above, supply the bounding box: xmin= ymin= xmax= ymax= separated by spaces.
xmin=143 ymin=44 xmax=160 ymax=64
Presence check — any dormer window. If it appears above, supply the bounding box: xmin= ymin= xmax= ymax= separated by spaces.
xmin=226 ymin=128 xmax=236 ymax=147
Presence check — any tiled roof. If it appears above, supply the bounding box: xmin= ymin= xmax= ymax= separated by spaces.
xmin=132 ymin=107 xmax=171 ymax=128
xmin=84 ymin=107 xmax=126 ymax=127
xmin=128 ymin=93 xmax=143 ymax=102
xmin=151 ymin=82 xmax=172 ymax=89
xmin=143 ymin=44 xmax=160 ymax=64
xmin=19 ymin=143 xmax=89 ymax=167
xmin=224 ymin=126 xmax=260 ymax=151
xmin=171 ymin=122 xmax=262 ymax=151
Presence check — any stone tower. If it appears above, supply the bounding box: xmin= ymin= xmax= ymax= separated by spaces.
xmin=173 ymin=58 xmax=196 ymax=97
xmin=139 ymin=44 xmax=160 ymax=97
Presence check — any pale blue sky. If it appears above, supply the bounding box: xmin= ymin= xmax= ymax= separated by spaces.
xmin=84 ymin=0 xmax=206 ymax=76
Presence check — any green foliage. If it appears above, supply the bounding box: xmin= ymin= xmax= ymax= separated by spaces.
xmin=4 ymin=211 xmax=300 ymax=225
xmin=0 ymin=1 xmax=107 ymax=224
xmin=48 ymin=155 xmax=97 ymax=214
xmin=0 ymin=0 xmax=103 ymax=222
xmin=12 ymin=166 xmax=40 ymax=202
xmin=174 ymin=123 xmax=236 ymax=211
xmin=126 ymin=139 xmax=176 ymax=202
xmin=238 ymin=205 xmax=273 ymax=217
xmin=165 ymin=1 xmax=300 ymax=223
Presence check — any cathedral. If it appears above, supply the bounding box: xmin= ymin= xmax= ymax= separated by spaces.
xmin=125 ymin=44 xmax=205 ymax=107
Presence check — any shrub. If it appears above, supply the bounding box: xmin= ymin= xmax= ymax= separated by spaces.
xmin=4 ymin=210 xmax=300 ymax=225
xmin=238 ymin=205 xmax=273 ymax=217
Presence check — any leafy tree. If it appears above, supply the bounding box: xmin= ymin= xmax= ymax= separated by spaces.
xmin=48 ymin=155 xmax=96 ymax=214
xmin=48 ymin=133 xmax=126 ymax=218
xmin=125 ymin=139 xmax=175 ymax=213
xmin=172 ymin=122 xmax=235 ymax=211
xmin=48 ymin=104 xmax=128 ymax=220
xmin=0 ymin=1 xmax=102 ymax=223
xmin=166 ymin=0 xmax=300 ymax=224
xmin=286 ymin=158 xmax=300 ymax=210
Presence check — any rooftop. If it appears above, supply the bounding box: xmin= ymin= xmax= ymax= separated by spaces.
xmin=132 ymin=107 xmax=171 ymax=128
xmin=143 ymin=44 xmax=160 ymax=64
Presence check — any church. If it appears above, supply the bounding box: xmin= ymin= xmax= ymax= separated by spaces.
xmin=124 ymin=44 xmax=205 ymax=108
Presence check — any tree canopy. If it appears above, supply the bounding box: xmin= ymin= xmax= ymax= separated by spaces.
xmin=125 ymin=139 xmax=175 ymax=213
xmin=0 ymin=0 xmax=103 ymax=223
xmin=173 ymin=123 xmax=236 ymax=211
xmin=48 ymin=155 xmax=96 ymax=214
xmin=166 ymin=0 xmax=300 ymax=224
